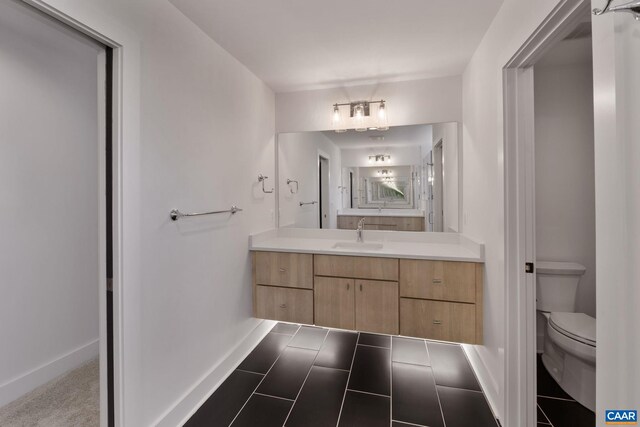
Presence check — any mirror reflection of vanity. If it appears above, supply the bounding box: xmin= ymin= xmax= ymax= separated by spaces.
xmin=277 ymin=122 xmax=460 ymax=233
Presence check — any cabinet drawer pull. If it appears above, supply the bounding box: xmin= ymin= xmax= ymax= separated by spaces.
xmin=279 ymin=268 xmax=287 ymax=272
xmin=346 ymin=283 xmax=350 ymax=290
xmin=279 ymin=304 xmax=287 ymax=309
xmin=360 ymin=284 xmax=363 ymax=291
xmin=433 ymin=320 xmax=442 ymax=325
xmin=432 ymin=279 xmax=443 ymax=284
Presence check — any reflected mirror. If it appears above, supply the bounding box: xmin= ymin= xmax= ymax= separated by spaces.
xmin=277 ymin=122 xmax=460 ymax=232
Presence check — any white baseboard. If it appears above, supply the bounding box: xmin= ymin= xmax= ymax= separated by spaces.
xmin=0 ymin=339 xmax=99 ymax=408
xmin=155 ymin=319 xmax=276 ymax=427
xmin=462 ymin=344 xmax=502 ymax=424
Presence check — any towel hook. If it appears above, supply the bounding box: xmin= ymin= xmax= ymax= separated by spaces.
xmin=593 ymin=0 xmax=640 ymax=19
xmin=286 ymin=178 xmax=299 ymax=194
xmin=258 ymin=174 xmax=274 ymax=193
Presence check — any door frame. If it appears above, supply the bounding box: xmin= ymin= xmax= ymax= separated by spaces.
xmin=502 ymin=1 xmax=590 ymax=426
xmin=317 ymin=150 xmax=331 ymax=228
xmin=19 ymin=1 xmax=133 ymax=426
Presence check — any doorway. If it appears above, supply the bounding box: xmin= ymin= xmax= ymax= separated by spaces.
xmin=0 ymin=1 xmax=113 ymax=425
xmin=432 ymin=140 xmax=444 ymax=232
xmin=502 ymin=1 xmax=594 ymax=426
xmin=319 ymin=155 xmax=330 ymax=228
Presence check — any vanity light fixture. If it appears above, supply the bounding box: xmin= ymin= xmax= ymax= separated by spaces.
xmin=331 ymin=100 xmax=389 ymax=132
xmin=368 ymin=154 xmax=391 ymax=164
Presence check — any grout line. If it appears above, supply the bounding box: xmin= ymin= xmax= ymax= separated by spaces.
xmin=427 ymin=340 xmax=447 ymax=427
xmin=357 ymin=343 xmax=391 ymax=350
xmin=282 ymin=328 xmax=331 ymax=426
xmin=253 ymin=392 xmax=295 ymax=402
xmin=391 ymin=420 xmax=428 ymax=427
xmin=391 ymin=360 xmax=431 ymax=368
xmin=436 ymin=384 xmax=484 ymax=394
xmin=335 ymin=332 xmax=360 ymax=427
xmin=226 ymin=332 xmax=297 ymax=427
xmin=313 ymin=365 xmax=351 ymax=373
xmin=235 ymin=368 xmax=266 ymax=376
xmin=537 ymin=394 xmax=576 ymax=403
xmin=346 ymin=388 xmax=390 ymax=398
xmin=458 ymin=342 xmax=501 ymax=425
xmin=537 ymin=403 xmax=552 ymax=424
xmin=269 ymin=331 xmax=298 ymax=337
xmin=390 ymin=335 xmax=394 ymax=427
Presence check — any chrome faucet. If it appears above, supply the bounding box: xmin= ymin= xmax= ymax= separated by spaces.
xmin=356 ymin=218 xmax=365 ymax=242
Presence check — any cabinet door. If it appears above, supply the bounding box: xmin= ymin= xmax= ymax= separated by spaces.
xmin=355 ymin=279 xmax=399 ymax=335
xmin=314 ymin=277 xmax=355 ymax=330
xmin=255 ymin=251 xmax=313 ymax=289
xmin=399 ymin=259 xmax=476 ymax=303
xmin=255 ymin=285 xmax=313 ymax=324
xmin=400 ymin=298 xmax=477 ymax=344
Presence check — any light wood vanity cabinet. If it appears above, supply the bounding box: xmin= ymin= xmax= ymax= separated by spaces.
xmin=314 ymin=254 xmax=398 ymax=281
xmin=314 ymin=277 xmax=355 ymax=330
xmin=255 ymin=251 xmax=313 ymax=289
xmin=252 ymin=251 xmax=483 ymax=344
xmin=399 ymin=260 xmax=483 ymax=344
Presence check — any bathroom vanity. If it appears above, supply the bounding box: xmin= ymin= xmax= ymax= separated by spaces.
xmin=250 ymin=229 xmax=484 ymax=345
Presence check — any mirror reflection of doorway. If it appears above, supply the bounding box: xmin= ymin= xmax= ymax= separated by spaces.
xmin=319 ymin=155 xmax=330 ymax=228
xmin=432 ymin=140 xmax=444 ymax=232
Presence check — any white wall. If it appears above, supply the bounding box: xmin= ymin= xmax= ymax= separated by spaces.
xmin=276 ymin=76 xmax=463 ymax=133
xmin=0 ymin=0 xmax=100 ymax=406
xmin=28 ymin=0 xmax=276 ymax=425
xmin=461 ymin=0 xmax=569 ymax=420
xmin=534 ymin=45 xmax=596 ymax=317
xmin=432 ymin=122 xmax=460 ymax=232
xmin=278 ymin=132 xmax=341 ymax=228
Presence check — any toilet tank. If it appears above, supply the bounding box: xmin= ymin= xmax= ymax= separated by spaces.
xmin=536 ymin=261 xmax=586 ymax=312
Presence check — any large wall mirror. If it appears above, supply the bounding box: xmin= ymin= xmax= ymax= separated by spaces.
xmin=277 ymin=122 xmax=460 ymax=232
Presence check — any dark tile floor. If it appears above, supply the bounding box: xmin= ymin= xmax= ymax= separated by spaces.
xmin=186 ymin=323 xmax=499 ymax=427
xmin=536 ymin=354 xmax=595 ymax=427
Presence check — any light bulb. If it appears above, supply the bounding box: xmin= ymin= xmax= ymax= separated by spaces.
xmin=377 ymin=101 xmax=389 ymax=131
xmin=332 ymin=105 xmax=346 ymax=132
xmin=354 ymin=104 xmax=367 ymax=132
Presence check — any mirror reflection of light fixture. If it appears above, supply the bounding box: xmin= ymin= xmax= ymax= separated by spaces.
xmin=368 ymin=154 xmax=391 ymax=164
xmin=331 ymin=100 xmax=389 ymax=132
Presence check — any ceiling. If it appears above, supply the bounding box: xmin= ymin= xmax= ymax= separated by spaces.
xmin=321 ymin=124 xmax=432 ymax=149
xmin=170 ymin=0 xmax=505 ymax=93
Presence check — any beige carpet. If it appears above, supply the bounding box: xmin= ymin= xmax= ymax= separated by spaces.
xmin=0 ymin=358 xmax=100 ymax=427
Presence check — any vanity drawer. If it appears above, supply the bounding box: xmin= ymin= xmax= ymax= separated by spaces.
xmin=399 ymin=259 xmax=476 ymax=303
xmin=314 ymin=254 xmax=398 ymax=281
xmin=255 ymin=285 xmax=313 ymax=324
xmin=400 ymin=298 xmax=476 ymax=344
xmin=255 ymin=251 xmax=313 ymax=289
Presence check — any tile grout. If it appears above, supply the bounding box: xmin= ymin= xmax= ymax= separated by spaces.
xmin=347 ymin=388 xmax=390 ymax=398
xmin=281 ymin=328 xmax=330 ymax=426
xmin=335 ymin=331 xmax=361 ymax=427
xmin=357 ymin=342 xmax=391 ymax=350
xmin=226 ymin=326 xmax=298 ymax=427
xmin=537 ymin=394 xmax=576 ymax=403
xmin=392 ymin=419 xmax=428 ymax=427
xmin=426 ymin=339 xmax=448 ymax=427
xmin=253 ymin=392 xmax=295 ymax=402
xmin=537 ymin=403 xmax=553 ymax=425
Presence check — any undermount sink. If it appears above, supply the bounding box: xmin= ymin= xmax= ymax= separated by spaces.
xmin=332 ymin=241 xmax=384 ymax=251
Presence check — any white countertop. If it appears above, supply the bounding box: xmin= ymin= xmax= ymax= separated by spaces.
xmin=249 ymin=228 xmax=484 ymax=262
xmin=337 ymin=208 xmax=425 ymax=218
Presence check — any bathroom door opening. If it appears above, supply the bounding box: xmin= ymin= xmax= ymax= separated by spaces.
xmin=319 ymin=155 xmax=330 ymax=228
xmin=503 ymin=1 xmax=593 ymax=425
xmin=0 ymin=1 xmax=114 ymax=425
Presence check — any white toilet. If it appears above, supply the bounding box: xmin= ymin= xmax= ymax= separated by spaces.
xmin=536 ymin=261 xmax=596 ymax=411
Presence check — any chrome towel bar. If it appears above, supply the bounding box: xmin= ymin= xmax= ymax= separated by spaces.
xmin=299 ymin=201 xmax=318 ymax=206
xmin=170 ymin=206 xmax=242 ymax=221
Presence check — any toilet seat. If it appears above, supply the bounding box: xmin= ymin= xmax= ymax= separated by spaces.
xmin=549 ymin=312 xmax=596 ymax=347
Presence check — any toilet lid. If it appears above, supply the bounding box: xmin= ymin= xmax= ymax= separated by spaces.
xmin=550 ymin=312 xmax=596 ymax=346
